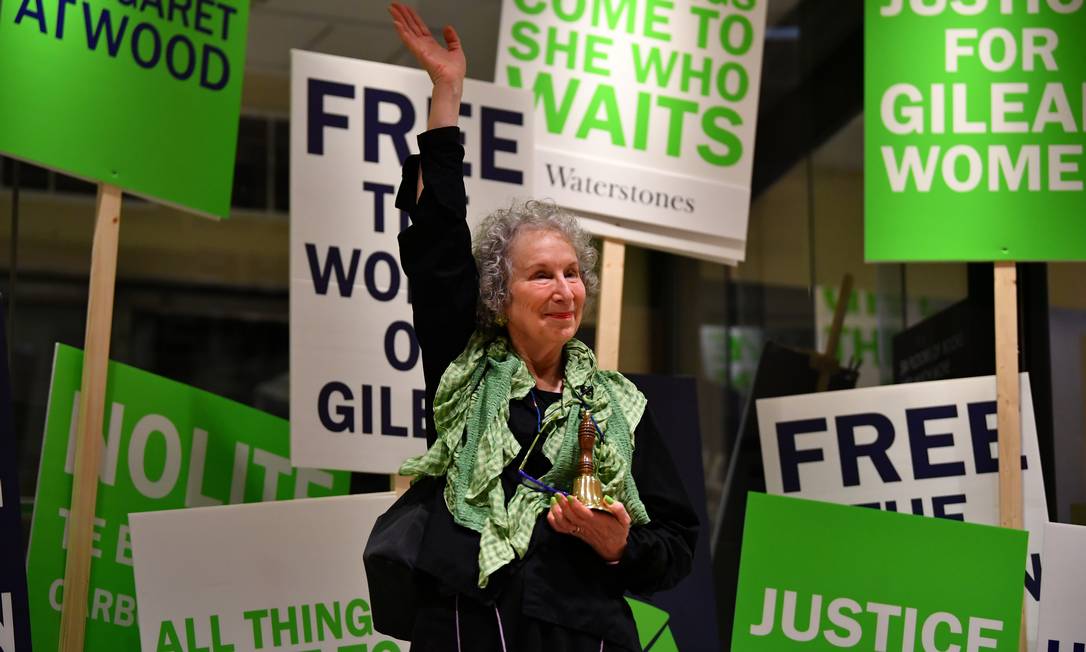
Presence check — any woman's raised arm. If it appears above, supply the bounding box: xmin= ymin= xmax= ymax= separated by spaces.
xmin=390 ymin=4 xmax=476 ymax=445
xmin=388 ymin=3 xmax=466 ymax=200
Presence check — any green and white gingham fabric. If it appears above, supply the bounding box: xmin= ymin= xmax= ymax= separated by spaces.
xmin=399 ymin=331 xmax=650 ymax=587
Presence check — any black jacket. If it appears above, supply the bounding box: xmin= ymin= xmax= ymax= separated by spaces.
xmin=395 ymin=126 xmax=699 ymax=650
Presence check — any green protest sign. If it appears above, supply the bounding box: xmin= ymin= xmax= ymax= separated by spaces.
xmin=732 ymin=493 xmax=1027 ymax=652
xmin=628 ymin=598 xmax=678 ymax=651
xmin=27 ymin=344 xmax=350 ymax=652
xmin=865 ymin=1 xmax=1086 ymax=261
xmin=0 ymin=0 xmax=250 ymax=219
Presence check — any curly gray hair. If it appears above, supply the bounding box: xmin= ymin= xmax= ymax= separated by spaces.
xmin=473 ymin=200 xmax=599 ymax=328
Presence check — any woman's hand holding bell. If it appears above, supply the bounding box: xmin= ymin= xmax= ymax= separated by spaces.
xmin=547 ymin=494 xmax=632 ymax=563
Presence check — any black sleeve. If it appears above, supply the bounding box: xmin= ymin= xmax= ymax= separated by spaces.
xmin=396 ymin=127 xmax=478 ymax=447
xmin=614 ymin=407 xmax=700 ymax=595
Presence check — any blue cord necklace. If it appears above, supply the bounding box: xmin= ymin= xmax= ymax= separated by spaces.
xmin=516 ymin=387 xmax=603 ymax=495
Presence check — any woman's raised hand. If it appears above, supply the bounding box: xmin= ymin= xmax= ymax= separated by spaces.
xmin=388 ymin=3 xmax=466 ymax=89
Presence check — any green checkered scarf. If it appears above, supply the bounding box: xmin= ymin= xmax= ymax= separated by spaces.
xmin=399 ymin=331 xmax=650 ymax=588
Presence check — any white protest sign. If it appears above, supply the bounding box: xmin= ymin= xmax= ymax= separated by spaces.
xmin=27 ymin=345 xmax=349 ymax=652
xmin=495 ymin=0 xmax=766 ymax=263
xmin=1037 ymin=522 xmax=1086 ymax=652
xmin=290 ymin=50 xmax=533 ymax=473
xmin=131 ymin=493 xmax=403 ymax=652
xmin=757 ymin=374 xmax=1047 ymax=650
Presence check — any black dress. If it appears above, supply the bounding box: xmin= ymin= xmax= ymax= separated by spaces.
xmin=396 ymin=126 xmax=699 ymax=651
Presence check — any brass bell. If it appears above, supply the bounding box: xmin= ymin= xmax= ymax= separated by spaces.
xmin=570 ymin=409 xmax=609 ymax=512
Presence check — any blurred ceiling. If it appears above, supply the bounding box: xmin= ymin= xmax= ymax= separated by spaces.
xmin=245 ymin=0 xmax=503 ymax=80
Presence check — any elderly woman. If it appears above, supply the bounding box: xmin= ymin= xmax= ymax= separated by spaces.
xmin=387 ymin=4 xmax=698 ymax=650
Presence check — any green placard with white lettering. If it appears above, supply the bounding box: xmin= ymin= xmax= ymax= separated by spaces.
xmin=0 ymin=0 xmax=249 ymax=219
xmin=26 ymin=344 xmax=349 ymax=652
xmin=865 ymin=1 xmax=1086 ymax=261
xmin=731 ymin=493 xmax=1027 ymax=652
xmin=627 ymin=598 xmax=679 ymax=651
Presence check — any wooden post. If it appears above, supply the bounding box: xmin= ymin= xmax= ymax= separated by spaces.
xmin=994 ymin=262 xmax=1023 ymax=529
xmin=390 ymin=474 xmax=411 ymax=496
xmin=58 ymin=184 xmax=122 ymax=652
xmin=595 ymin=238 xmax=625 ymax=371
xmin=814 ymin=274 xmax=854 ymax=392
xmin=993 ymin=261 xmax=1026 ymax=652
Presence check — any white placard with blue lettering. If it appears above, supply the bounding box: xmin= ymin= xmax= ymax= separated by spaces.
xmin=131 ymin=493 xmax=402 ymax=652
xmin=1037 ymin=522 xmax=1086 ymax=652
xmin=290 ymin=50 xmax=533 ymax=473
xmin=756 ymin=374 xmax=1047 ymax=651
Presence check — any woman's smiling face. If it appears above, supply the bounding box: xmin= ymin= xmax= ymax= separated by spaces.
xmin=505 ymin=228 xmax=586 ymax=349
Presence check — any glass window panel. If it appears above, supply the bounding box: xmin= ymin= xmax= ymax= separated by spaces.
xmin=54 ymin=172 xmax=97 ymax=196
xmin=2 ymin=158 xmax=49 ymax=190
xmin=231 ymin=116 xmax=269 ymax=210
xmin=273 ymin=119 xmax=289 ymax=213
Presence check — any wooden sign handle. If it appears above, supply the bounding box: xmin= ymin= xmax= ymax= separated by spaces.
xmin=58 ymin=184 xmax=122 ymax=652
xmin=595 ymin=238 xmax=625 ymax=371
xmin=993 ymin=261 xmax=1026 ymax=652
xmin=390 ymin=474 xmax=411 ymax=496
xmin=994 ymin=261 xmax=1023 ymax=530
xmin=815 ymin=273 xmax=854 ymax=392
xmin=823 ymin=274 xmax=853 ymax=363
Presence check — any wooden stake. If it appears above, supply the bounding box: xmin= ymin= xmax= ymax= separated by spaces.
xmin=993 ymin=261 xmax=1025 ymax=652
xmin=390 ymin=474 xmax=411 ymax=496
xmin=994 ymin=262 xmax=1023 ymax=529
xmin=815 ymin=274 xmax=854 ymax=391
xmin=595 ymin=238 xmax=625 ymax=371
xmin=59 ymin=184 xmax=122 ymax=652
